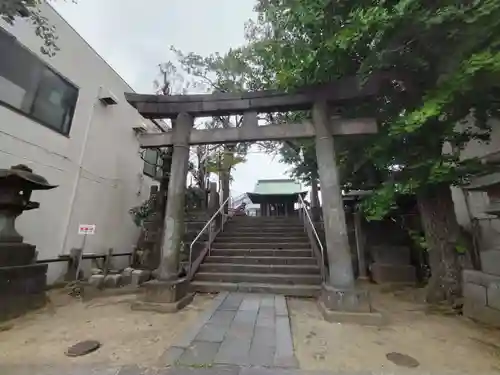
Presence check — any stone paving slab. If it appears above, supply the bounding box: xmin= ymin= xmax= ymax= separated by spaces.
xmin=173 ymin=292 xmax=229 ymax=349
xmin=220 ymin=293 xmax=245 ymax=311
xmin=209 ymin=310 xmax=237 ymax=328
xmin=253 ymin=326 xmax=276 ymax=347
xmin=275 ymin=295 xmax=288 ymax=316
xmin=177 ymin=341 xmax=221 ymax=366
xmin=159 ymin=366 xmax=241 ymax=375
xmin=249 ymin=344 xmax=276 ymax=366
xmin=160 ymin=292 xmax=297 ymax=369
xmin=1 ymin=364 xmax=481 ymax=375
xmin=215 ymin=337 xmax=252 ymax=366
xmin=275 ymin=315 xmax=297 ymax=368
xmin=239 ymin=297 xmax=261 ymax=312
xmin=195 ymin=323 xmax=230 ymax=343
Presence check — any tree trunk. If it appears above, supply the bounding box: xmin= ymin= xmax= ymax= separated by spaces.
xmin=417 ymin=183 xmax=463 ymax=305
xmin=310 ymin=175 xmax=320 ymax=221
xmin=221 ymin=144 xmax=232 ymax=214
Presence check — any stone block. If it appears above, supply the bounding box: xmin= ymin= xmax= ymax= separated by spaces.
xmin=480 ymin=250 xmax=500 ymax=276
xmin=131 ymin=269 xmax=151 ymax=286
xmin=0 ymin=293 xmax=46 ymax=321
xmin=371 ymin=245 xmax=410 ymax=265
xmin=464 ymin=282 xmax=487 ymax=306
xmin=464 ymin=299 xmax=500 ymax=327
xmin=320 ymin=283 xmax=372 ymax=313
xmin=121 ymin=267 xmax=134 ymax=285
xmin=487 ymin=282 xmax=500 ymax=310
xmin=0 ymin=243 xmax=36 ymax=267
xmin=370 ymin=263 xmax=416 ymax=284
xmin=0 ymin=263 xmax=47 ymax=295
xmin=88 ymin=274 xmax=105 ymax=289
xmin=463 ymin=269 xmax=500 ymax=287
xmin=103 ymin=274 xmax=122 ymax=288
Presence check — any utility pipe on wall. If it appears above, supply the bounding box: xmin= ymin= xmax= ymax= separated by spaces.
xmin=59 ymin=88 xmax=100 ymax=255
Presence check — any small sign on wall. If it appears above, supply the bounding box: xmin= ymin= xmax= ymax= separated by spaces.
xmin=78 ymin=224 xmax=96 ymax=235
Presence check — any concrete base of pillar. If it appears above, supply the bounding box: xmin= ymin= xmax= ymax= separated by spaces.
xmin=318 ymin=283 xmax=386 ymax=325
xmin=318 ymin=300 xmax=386 ymax=326
xmin=131 ymin=278 xmax=193 ymax=313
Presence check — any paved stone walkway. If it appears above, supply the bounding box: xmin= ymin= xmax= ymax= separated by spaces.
xmin=161 ymin=292 xmax=298 ymax=368
xmin=0 ymin=364 xmax=383 ymax=375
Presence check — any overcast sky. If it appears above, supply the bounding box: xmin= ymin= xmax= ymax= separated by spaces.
xmin=52 ymin=0 xmax=292 ymax=196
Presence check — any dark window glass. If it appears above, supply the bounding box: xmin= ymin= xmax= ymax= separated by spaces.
xmin=143 ymin=149 xmax=162 ymax=179
xmin=0 ymin=27 xmax=78 ymax=135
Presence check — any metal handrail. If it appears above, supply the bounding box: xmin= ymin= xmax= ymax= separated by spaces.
xmin=188 ymin=196 xmax=231 ymax=272
xmin=297 ymin=194 xmax=326 ymax=281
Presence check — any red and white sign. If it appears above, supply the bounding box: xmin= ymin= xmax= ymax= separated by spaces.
xmin=78 ymin=224 xmax=96 ymax=235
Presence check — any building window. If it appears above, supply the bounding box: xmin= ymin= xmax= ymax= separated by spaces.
xmin=143 ymin=149 xmax=163 ymax=180
xmin=0 ymin=27 xmax=78 ymax=135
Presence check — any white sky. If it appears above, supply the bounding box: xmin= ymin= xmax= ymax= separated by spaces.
xmin=52 ymin=0 xmax=291 ymax=196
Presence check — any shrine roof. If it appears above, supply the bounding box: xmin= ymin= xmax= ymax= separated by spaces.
xmin=250 ymin=179 xmax=306 ymax=196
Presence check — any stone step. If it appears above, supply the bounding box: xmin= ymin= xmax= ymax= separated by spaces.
xmin=199 ymin=263 xmax=320 ymax=275
xmin=204 ymin=255 xmax=317 ymax=265
xmin=218 ymin=232 xmax=307 ymax=238
xmin=226 ymin=225 xmax=304 ymax=230
xmin=190 ymin=280 xmax=321 ymax=297
xmin=212 ymin=242 xmax=311 ymax=249
xmin=194 ymin=272 xmax=321 ymax=285
xmin=211 ymin=249 xmax=312 ymax=257
xmin=231 ymin=217 xmax=301 ymax=221
xmin=215 ymin=236 xmax=309 ymax=243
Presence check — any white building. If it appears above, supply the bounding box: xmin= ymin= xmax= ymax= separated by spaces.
xmin=0 ymin=4 xmax=160 ymax=283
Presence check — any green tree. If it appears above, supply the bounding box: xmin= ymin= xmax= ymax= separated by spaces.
xmin=169 ymin=46 xmax=255 ymax=210
xmin=1 ymin=0 xmax=74 ymax=55
xmin=247 ymin=0 xmax=500 ymax=304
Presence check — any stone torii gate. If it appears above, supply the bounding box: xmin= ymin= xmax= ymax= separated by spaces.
xmin=127 ymin=74 xmax=386 ymax=322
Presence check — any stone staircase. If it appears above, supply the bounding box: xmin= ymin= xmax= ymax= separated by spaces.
xmin=190 ymin=216 xmax=322 ymax=296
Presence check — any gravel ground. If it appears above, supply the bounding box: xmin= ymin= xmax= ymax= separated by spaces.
xmin=0 ymin=289 xmax=214 ymax=369
xmin=289 ymin=285 xmax=500 ymax=374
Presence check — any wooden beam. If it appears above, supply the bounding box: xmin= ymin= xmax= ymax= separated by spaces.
xmin=125 ymin=73 xmax=390 ymax=118
xmin=139 ymin=118 xmax=377 ymax=147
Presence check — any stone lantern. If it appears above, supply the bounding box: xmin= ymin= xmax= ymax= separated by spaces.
xmin=0 ymin=164 xmax=57 ymax=321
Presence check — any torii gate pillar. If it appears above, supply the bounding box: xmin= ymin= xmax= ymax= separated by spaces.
xmin=313 ymin=102 xmax=382 ymax=324
xmin=132 ymin=112 xmax=194 ymax=313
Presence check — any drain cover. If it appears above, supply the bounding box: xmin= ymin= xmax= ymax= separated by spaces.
xmin=386 ymin=352 xmax=420 ymax=368
xmin=66 ymin=340 xmax=101 ymax=357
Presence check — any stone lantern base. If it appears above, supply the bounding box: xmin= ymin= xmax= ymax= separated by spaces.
xmin=0 ymin=242 xmax=48 ymax=321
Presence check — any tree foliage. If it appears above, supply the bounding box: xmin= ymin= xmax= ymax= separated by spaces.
xmin=0 ymin=0 xmax=74 ymax=55
xmin=248 ymin=0 xmax=500 ymax=205
xmin=169 ymin=46 xmax=254 ymax=192
xmin=246 ymin=0 xmax=500 ymax=303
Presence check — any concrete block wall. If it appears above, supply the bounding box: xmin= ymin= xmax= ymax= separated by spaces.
xmin=463 ymin=269 xmax=500 ymax=327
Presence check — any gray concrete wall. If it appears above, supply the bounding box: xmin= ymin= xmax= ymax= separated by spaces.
xmin=0 ymin=4 xmax=158 ymax=283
